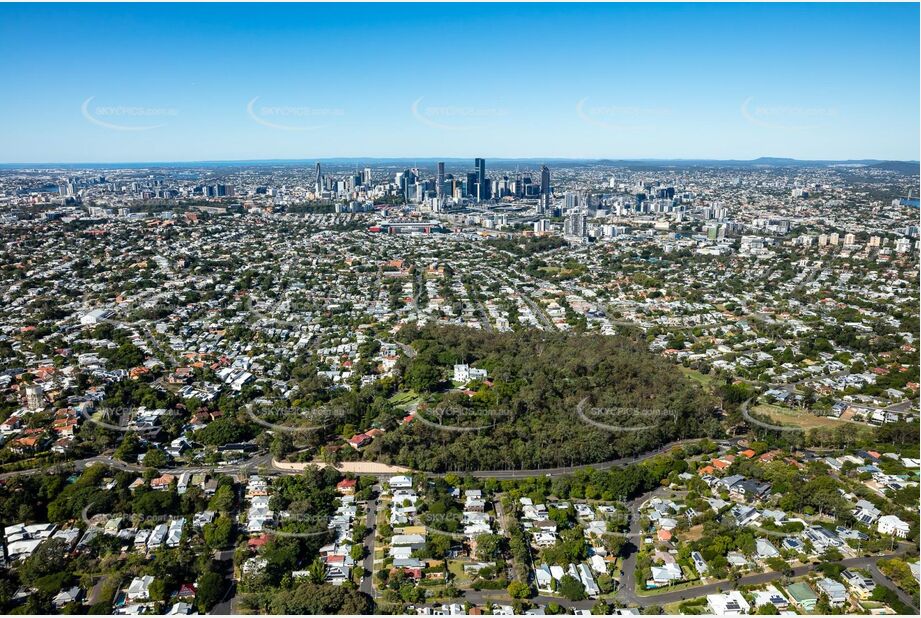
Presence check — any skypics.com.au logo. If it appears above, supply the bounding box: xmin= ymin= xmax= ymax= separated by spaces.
xmin=575 ymin=398 xmax=680 ymax=434
xmin=247 ymin=96 xmax=344 ymax=132
xmin=246 ymin=403 xmax=351 ymax=434
xmin=81 ymin=97 xmax=178 ymax=131
xmin=412 ymin=403 xmax=512 ymax=433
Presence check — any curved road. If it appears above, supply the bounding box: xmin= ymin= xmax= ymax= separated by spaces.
xmin=0 ymin=452 xmax=275 ymax=481
xmin=0 ymin=439 xmax=704 ymax=482
xmin=434 ymin=438 xmax=703 ymax=480
xmin=868 ymin=563 xmax=919 ymax=612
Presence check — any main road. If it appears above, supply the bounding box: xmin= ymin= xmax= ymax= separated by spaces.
xmin=0 ymin=451 xmax=275 ymax=481
xmin=0 ymin=439 xmax=706 ymax=482
xmin=445 ymin=438 xmax=704 ymax=480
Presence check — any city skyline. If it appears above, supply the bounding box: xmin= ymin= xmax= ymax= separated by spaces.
xmin=1 ymin=2 xmax=919 ymax=164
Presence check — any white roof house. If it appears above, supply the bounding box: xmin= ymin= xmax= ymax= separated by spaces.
xmin=752 ymin=585 xmax=789 ymax=611
xmin=126 ymin=575 xmax=155 ymax=601
xmin=166 ymin=518 xmax=185 ymax=547
xmin=650 ymin=563 xmax=682 ymax=584
xmin=391 ymin=533 xmax=425 ymax=547
xmin=147 ymin=523 xmax=168 ymax=549
xmin=389 ymin=475 xmax=413 ymax=489
xmin=707 ymin=591 xmax=750 ymax=615
xmin=389 ymin=545 xmax=413 ymax=560
xmin=817 ymin=577 xmax=848 ymax=607
xmin=755 ymin=538 xmax=780 ymax=559
xmin=578 ymin=563 xmax=600 ymax=597
xmin=852 ymin=499 xmax=881 ymax=525
xmin=535 ymin=564 xmax=553 ymax=591
xmin=589 ymin=554 xmax=607 ymax=575
xmin=81 ymin=308 xmax=114 ymax=325
xmin=878 ymin=515 xmax=910 ymax=538
xmin=5 ymin=538 xmax=44 ymax=561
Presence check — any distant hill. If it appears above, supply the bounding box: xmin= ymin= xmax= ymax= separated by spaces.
xmin=595 ymin=157 xmax=920 ymax=172
xmin=864 ymin=160 xmax=920 ymax=174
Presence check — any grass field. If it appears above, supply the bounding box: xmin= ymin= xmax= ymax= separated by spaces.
xmin=683 ymin=524 xmax=705 ymax=542
xmin=753 ymin=402 xmax=869 ymax=432
xmin=664 ymin=597 xmax=708 ymax=614
xmin=447 ymin=560 xmax=473 ymax=587
xmin=679 ymin=366 xmax=719 ymax=389
xmin=388 ymin=390 xmax=420 ymax=408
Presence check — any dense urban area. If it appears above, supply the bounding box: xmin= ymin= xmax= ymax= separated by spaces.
xmin=0 ymin=158 xmax=918 ymax=616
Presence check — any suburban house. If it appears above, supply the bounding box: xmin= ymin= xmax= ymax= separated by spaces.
xmin=707 ymin=591 xmax=750 ymax=615
xmin=125 ymin=575 xmax=155 ymax=602
xmin=877 ymin=515 xmax=910 ymax=538
xmin=752 ymin=585 xmax=789 ymax=612
xmin=786 ymin=582 xmax=818 ymax=611
xmin=817 ymin=577 xmax=849 ymax=607
xmin=841 ymin=569 xmax=876 ymax=599
xmin=347 ymin=433 xmax=371 ymax=449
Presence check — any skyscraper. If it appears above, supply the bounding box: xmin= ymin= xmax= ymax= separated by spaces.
xmin=564 ymin=211 xmax=587 ymax=238
xmin=315 ymin=162 xmax=322 ymax=194
xmin=539 ymin=165 xmax=551 ymax=213
xmin=474 ymin=157 xmax=486 ymax=202
xmin=465 ymin=172 xmax=478 ymax=198
xmin=436 ymin=161 xmax=445 ymax=199
xmin=400 ymin=168 xmax=418 ymax=202
xmin=565 ymin=191 xmax=580 ymax=210
xmin=540 ymin=165 xmax=551 ymax=195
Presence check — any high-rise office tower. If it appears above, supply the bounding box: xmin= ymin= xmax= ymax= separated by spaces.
xmin=474 ymin=157 xmax=486 ymax=201
xmin=400 ymin=169 xmax=417 ymax=202
xmin=465 ymin=172 xmax=478 ymax=198
xmin=362 ymin=167 xmax=372 ymax=185
xmin=436 ymin=161 xmax=445 ymax=199
xmin=539 ymin=165 xmax=551 ymax=213
xmin=565 ymin=191 xmax=580 ymax=210
xmin=315 ymin=162 xmax=322 ymax=194
xmin=540 ymin=165 xmax=551 ymax=195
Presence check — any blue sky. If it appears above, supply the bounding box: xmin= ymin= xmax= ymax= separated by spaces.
xmin=1 ymin=2 xmax=918 ymax=163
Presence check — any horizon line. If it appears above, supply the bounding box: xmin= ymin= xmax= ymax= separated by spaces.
xmin=1 ymin=156 xmax=918 ymax=168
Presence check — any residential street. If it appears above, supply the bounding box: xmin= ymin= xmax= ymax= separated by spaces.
xmin=359 ymin=487 xmax=379 ymax=597
xmin=439 ymin=549 xmax=916 ymax=613
xmin=868 ymin=563 xmax=919 ymax=612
